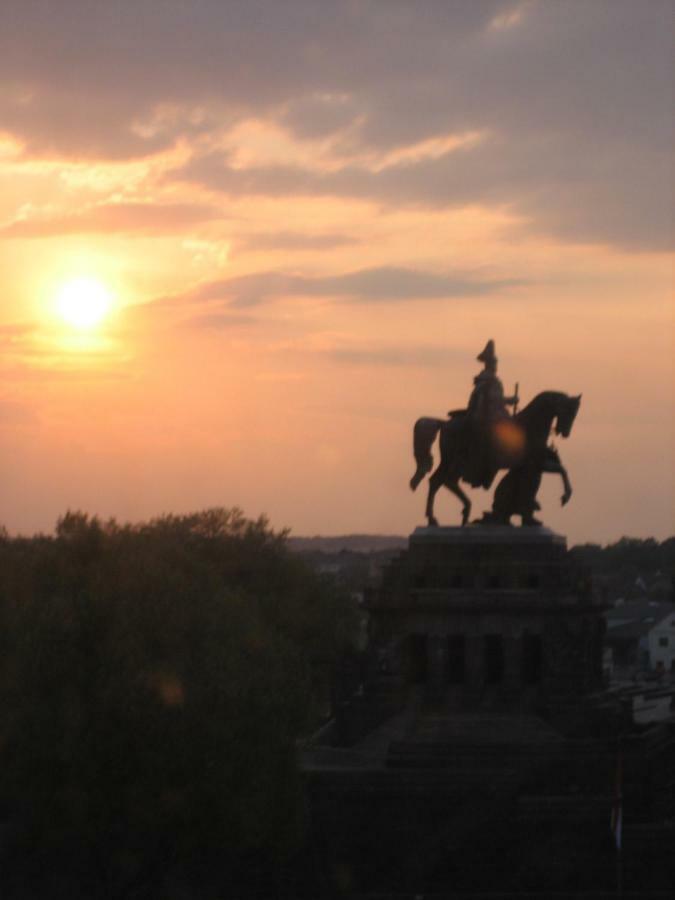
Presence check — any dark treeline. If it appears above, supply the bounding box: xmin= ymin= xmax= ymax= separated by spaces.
xmin=0 ymin=509 xmax=357 ymax=899
xmin=569 ymin=536 xmax=675 ymax=573
xmin=569 ymin=536 xmax=675 ymax=601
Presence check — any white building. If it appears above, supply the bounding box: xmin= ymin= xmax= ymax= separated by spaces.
xmin=605 ymin=600 xmax=675 ymax=673
xmin=648 ymin=607 xmax=675 ymax=672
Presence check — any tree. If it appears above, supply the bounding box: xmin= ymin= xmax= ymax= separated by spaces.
xmin=0 ymin=509 xmax=356 ymax=899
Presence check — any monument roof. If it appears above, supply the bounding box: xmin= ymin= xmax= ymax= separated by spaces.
xmin=410 ymin=525 xmax=566 ymax=548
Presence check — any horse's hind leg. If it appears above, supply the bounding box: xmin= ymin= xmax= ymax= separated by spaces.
xmin=425 ymin=467 xmax=444 ymax=527
xmin=446 ymin=480 xmax=472 ymax=526
xmin=426 ymin=470 xmax=470 ymax=528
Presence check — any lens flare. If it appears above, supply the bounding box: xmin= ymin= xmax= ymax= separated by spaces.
xmin=493 ymin=420 xmax=526 ymax=463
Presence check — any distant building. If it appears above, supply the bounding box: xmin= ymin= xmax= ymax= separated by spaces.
xmin=605 ymin=600 xmax=675 ymax=672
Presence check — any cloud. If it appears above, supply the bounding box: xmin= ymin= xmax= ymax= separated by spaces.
xmin=0 ymin=202 xmax=223 ymax=239
xmin=0 ymin=1 xmax=671 ymax=249
xmin=184 ymin=311 xmax=258 ymax=330
xmin=280 ymin=92 xmax=363 ymax=141
xmin=325 ymin=344 xmax=458 ymax=368
xmin=181 ymin=265 xmax=522 ymax=308
xmin=3 ymin=2 xmax=670 ymax=159
xmin=177 ymin=132 xmax=673 ymax=252
xmin=236 ymin=231 xmax=359 ymax=252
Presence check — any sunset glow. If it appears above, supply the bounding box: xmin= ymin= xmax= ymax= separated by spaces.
xmin=0 ymin=1 xmax=671 ymax=543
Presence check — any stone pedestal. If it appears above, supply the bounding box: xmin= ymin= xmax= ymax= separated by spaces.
xmin=366 ymin=525 xmax=604 ymax=714
xmin=302 ymin=527 xmax=675 ymax=896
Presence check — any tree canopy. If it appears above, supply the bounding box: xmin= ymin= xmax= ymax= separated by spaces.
xmin=0 ymin=509 xmax=356 ymax=899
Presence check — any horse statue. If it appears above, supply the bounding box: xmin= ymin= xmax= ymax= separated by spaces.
xmin=410 ymin=391 xmax=581 ymax=527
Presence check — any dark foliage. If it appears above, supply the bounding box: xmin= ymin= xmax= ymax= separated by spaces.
xmin=0 ymin=509 xmax=356 ymax=899
xmin=569 ymin=536 xmax=675 ymax=574
xmin=569 ymin=536 xmax=675 ymax=602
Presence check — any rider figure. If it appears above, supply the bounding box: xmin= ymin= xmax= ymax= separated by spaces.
xmin=465 ymin=340 xmax=518 ymax=488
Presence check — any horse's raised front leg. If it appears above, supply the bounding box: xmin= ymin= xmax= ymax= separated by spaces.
xmin=559 ymin=465 xmax=572 ymax=506
xmin=445 ymin=479 xmax=472 ymax=526
xmin=542 ymin=449 xmax=572 ymax=506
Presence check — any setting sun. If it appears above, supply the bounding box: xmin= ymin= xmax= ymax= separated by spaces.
xmin=54 ymin=277 xmax=113 ymax=330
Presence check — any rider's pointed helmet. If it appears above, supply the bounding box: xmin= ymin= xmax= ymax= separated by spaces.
xmin=477 ymin=339 xmax=496 ymax=364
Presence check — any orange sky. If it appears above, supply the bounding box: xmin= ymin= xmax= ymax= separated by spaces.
xmin=1 ymin=1 xmax=673 ymax=543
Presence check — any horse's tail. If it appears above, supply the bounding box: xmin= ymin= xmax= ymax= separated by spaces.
xmin=410 ymin=417 xmax=443 ymax=491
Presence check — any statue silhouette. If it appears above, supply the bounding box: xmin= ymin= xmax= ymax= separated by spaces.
xmin=410 ymin=343 xmax=581 ymax=527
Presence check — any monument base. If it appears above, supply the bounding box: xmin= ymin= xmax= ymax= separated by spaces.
xmin=365 ymin=524 xmax=602 ymax=717
xmin=411 ymin=523 xmax=565 ymax=544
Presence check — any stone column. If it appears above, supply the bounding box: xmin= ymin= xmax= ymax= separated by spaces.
xmin=427 ymin=634 xmax=447 ymax=699
xmin=466 ymin=634 xmax=484 ymax=703
xmin=504 ymin=634 xmax=521 ymax=691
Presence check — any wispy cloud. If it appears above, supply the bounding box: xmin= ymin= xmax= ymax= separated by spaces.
xmin=0 ymin=202 xmax=223 ymax=239
xmin=236 ymin=230 xmax=359 ymax=252
xmin=324 ymin=344 xmax=461 ymax=368
xmin=178 ymin=265 xmax=523 ymax=308
xmin=176 ymin=132 xmax=673 ymax=252
xmin=184 ymin=311 xmax=259 ymax=330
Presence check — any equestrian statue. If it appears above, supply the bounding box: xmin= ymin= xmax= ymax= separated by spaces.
xmin=410 ymin=340 xmax=581 ymax=527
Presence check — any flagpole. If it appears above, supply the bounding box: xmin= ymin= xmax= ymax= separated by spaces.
xmin=617 ymin=839 xmax=622 ymax=899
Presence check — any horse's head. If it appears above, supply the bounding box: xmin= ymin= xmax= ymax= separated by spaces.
xmin=555 ymin=394 xmax=581 ymax=438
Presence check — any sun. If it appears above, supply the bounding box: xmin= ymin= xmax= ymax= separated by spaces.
xmin=54 ymin=277 xmax=113 ymax=330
